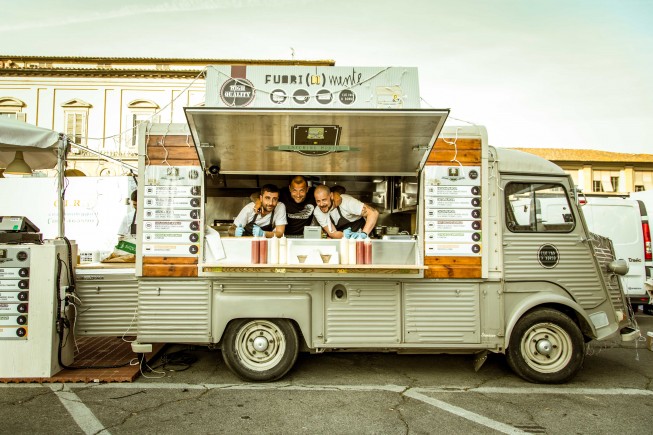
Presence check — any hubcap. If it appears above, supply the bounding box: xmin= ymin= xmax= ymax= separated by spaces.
xmin=234 ymin=320 xmax=286 ymax=372
xmin=520 ymin=322 xmax=573 ymax=374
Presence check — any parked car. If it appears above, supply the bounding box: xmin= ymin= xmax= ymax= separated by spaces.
xmin=629 ymin=191 xmax=653 ymax=313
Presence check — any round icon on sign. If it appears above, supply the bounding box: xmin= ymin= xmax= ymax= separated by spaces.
xmin=339 ymin=89 xmax=356 ymax=105
xmin=220 ymin=78 xmax=255 ymax=107
xmin=19 ymin=268 xmax=29 ymax=277
xmin=16 ymin=328 xmax=26 ymax=338
xmin=472 ymin=232 xmax=481 ymax=242
xmin=189 ymin=233 xmax=199 ymax=242
xmin=189 ymin=245 xmax=199 ymax=254
xmin=190 ymin=210 xmax=199 ymax=219
xmin=471 ymin=198 xmax=481 ymax=207
xmin=472 ymin=221 xmax=481 ymax=230
xmin=191 ymin=186 xmax=201 ymax=196
xmin=17 ymin=303 xmax=28 ymax=313
xmin=190 ymin=221 xmax=200 ymax=231
xmin=17 ymin=315 xmax=27 ymax=325
xmin=188 ymin=170 xmax=199 ymax=180
xmin=190 ymin=198 xmax=200 ymax=207
xmin=293 ymin=89 xmax=310 ymax=104
xmin=270 ymin=89 xmax=287 ymax=104
xmin=469 ymin=170 xmax=479 ymax=180
xmin=17 ymin=251 xmax=28 ymax=261
xmin=471 ymin=186 xmax=480 ymax=196
xmin=18 ymin=291 xmax=28 ymax=301
xmin=472 ymin=209 xmax=481 ymax=219
xmin=472 ymin=244 xmax=481 ymax=254
xmin=316 ymin=89 xmax=333 ymax=105
xmin=19 ymin=279 xmax=29 ymax=289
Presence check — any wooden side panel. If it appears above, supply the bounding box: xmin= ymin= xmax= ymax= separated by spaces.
xmin=142 ymin=264 xmax=198 ymax=277
xmin=146 ymin=134 xmax=200 ymax=166
xmin=427 ymin=138 xmax=482 ymax=165
xmin=424 ymin=256 xmax=481 ymax=279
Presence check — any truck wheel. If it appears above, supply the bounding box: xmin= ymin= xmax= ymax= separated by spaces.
xmin=506 ymin=308 xmax=584 ymax=384
xmin=222 ymin=319 xmax=298 ymax=382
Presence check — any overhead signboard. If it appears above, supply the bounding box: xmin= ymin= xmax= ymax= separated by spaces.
xmin=205 ymin=65 xmax=421 ymax=109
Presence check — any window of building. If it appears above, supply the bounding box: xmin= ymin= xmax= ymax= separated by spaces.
xmin=128 ymin=100 xmax=160 ymax=148
xmin=635 ymin=171 xmax=653 ymax=191
xmin=504 ymin=182 xmax=575 ymax=233
xmin=592 ymin=170 xmax=621 ymax=193
xmin=61 ymin=99 xmax=92 ymax=146
xmin=0 ymin=97 xmax=26 ymax=121
xmin=635 ymin=185 xmax=646 ymax=192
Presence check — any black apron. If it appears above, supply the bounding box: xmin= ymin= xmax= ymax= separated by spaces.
xmin=243 ymin=208 xmax=276 ymax=236
xmin=129 ymin=211 xmax=137 ymax=235
xmin=329 ymin=206 xmax=365 ymax=233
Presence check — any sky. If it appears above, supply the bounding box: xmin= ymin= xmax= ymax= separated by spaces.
xmin=1 ymin=0 xmax=652 ymax=154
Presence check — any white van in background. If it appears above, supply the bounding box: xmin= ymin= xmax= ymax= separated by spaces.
xmin=580 ymin=196 xmax=652 ymax=312
xmin=629 ymin=190 xmax=653 ymax=311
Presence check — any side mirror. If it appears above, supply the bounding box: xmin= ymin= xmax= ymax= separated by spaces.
xmin=607 ymin=259 xmax=629 ymax=276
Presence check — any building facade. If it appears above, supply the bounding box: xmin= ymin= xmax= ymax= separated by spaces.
xmin=0 ymin=55 xmax=334 ymax=176
xmin=514 ymin=148 xmax=653 ymax=195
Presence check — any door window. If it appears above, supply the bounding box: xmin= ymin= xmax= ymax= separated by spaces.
xmin=505 ymin=183 xmax=575 ymax=233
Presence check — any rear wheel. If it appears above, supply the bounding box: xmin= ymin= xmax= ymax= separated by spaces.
xmin=222 ymin=319 xmax=298 ymax=382
xmin=506 ymin=308 xmax=584 ymax=384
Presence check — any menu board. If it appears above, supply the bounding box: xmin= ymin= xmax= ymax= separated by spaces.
xmin=142 ymin=166 xmax=202 ymax=257
xmin=423 ymin=165 xmax=482 ymax=257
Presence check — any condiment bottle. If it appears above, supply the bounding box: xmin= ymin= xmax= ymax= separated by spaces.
xmin=356 ymin=239 xmax=365 ymax=264
xmin=348 ymin=237 xmax=357 ymax=265
xmin=259 ymin=237 xmax=268 ymax=264
xmin=250 ymin=237 xmax=260 ymax=264
xmin=339 ymin=238 xmax=349 ymax=264
xmin=269 ymin=235 xmax=279 ymax=264
xmin=364 ymin=238 xmax=372 ymax=264
xmin=279 ymin=235 xmax=287 ymax=264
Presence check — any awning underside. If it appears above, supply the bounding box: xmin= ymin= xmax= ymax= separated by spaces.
xmin=185 ymin=108 xmax=449 ymax=176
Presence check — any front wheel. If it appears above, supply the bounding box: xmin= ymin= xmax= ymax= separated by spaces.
xmin=222 ymin=318 xmax=299 ymax=382
xmin=506 ymin=308 xmax=585 ymax=384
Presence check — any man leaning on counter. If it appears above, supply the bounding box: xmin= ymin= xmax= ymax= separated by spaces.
xmin=233 ymin=184 xmax=287 ymax=238
xmin=313 ymin=184 xmax=379 ymax=239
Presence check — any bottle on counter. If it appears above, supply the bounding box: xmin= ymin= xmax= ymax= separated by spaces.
xmin=356 ymin=239 xmax=365 ymax=265
xmin=339 ymin=238 xmax=349 ymax=265
xmin=279 ymin=235 xmax=287 ymax=264
xmin=364 ymin=238 xmax=372 ymax=264
xmin=251 ymin=237 xmax=260 ymax=264
xmin=348 ymin=237 xmax=357 ymax=265
xmin=269 ymin=235 xmax=279 ymax=264
xmin=259 ymin=237 xmax=268 ymax=264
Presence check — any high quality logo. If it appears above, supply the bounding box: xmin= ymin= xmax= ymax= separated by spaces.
xmin=220 ymin=78 xmax=256 ymax=107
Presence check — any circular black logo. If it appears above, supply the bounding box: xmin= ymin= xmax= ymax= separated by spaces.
xmin=220 ymin=78 xmax=255 ymax=107
xmin=190 ymin=198 xmax=200 ymax=208
xmin=471 ymin=244 xmax=481 ymax=254
xmin=316 ymin=89 xmax=333 ymax=104
xmin=189 ymin=245 xmax=199 ymax=254
xmin=471 ymin=209 xmax=481 ymax=219
xmin=17 ymin=315 xmax=27 ymax=325
xmin=17 ymin=251 xmax=28 ymax=261
xmin=472 ymin=221 xmax=481 ymax=230
xmin=16 ymin=327 xmax=26 ymax=338
xmin=190 ymin=221 xmax=200 ymax=231
xmin=293 ymin=89 xmax=310 ymax=104
xmin=471 ymin=198 xmax=481 ymax=207
xmin=339 ymin=89 xmax=356 ymax=105
xmin=190 ymin=186 xmax=201 ymax=196
xmin=471 ymin=186 xmax=480 ymax=196
xmin=468 ymin=170 xmax=479 ymax=180
xmin=538 ymin=244 xmax=559 ymax=268
xmin=18 ymin=291 xmax=28 ymax=301
xmin=270 ymin=89 xmax=287 ymax=104
xmin=189 ymin=233 xmax=199 ymax=243
xmin=472 ymin=232 xmax=481 ymax=242
xmin=190 ymin=210 xmax=199 ymax=219
xmin=19 ymin=268 xmax=29 ymax=277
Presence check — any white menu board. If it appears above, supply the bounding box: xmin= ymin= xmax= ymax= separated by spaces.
xmin=142 ymin=165 xmax=202 ymax=257
xmin=423 ymin=165 xmax=481 ymax=257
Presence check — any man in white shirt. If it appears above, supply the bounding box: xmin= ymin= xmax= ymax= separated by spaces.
xmin=233 ymin=184 xmax=287 ymax=238
xmin=313 ymin=184 xmax=379 ymax=239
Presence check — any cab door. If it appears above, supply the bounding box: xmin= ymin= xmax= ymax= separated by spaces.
xmin=501 ymin=176 xmax=607 ymax=308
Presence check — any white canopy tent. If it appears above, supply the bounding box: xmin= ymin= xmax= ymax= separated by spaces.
xmin=0 ymin=116 xmax=68 ymax=237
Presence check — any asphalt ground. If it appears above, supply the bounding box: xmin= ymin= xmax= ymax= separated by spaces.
xmin=2 ymin=313 xmax=653 ymax=434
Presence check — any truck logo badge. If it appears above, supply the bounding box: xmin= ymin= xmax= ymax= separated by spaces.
xmin=538 ymin=244 xmax=559 ymax=268
xmin=220 ymin=78 xmax=255 ymax=107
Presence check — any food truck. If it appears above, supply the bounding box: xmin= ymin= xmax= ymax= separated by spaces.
xmin=2 ymin=66 xmax=637 ymax=383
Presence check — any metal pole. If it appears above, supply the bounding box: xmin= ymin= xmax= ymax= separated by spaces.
xmin=57 ymin=135 xmax=67 ymax=238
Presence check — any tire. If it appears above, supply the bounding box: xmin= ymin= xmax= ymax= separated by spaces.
xmin=506 ymin=308 xmax=584 ymax=384
xmin=222 ymin=318 xmax=299 ymax=382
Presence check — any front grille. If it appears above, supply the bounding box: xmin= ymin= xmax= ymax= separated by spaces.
xmin=590 ymin=232 xmax=627 ymax=311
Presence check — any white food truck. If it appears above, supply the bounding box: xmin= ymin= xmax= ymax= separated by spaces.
xmin=1 ymin=66 xmax=637 ymax=383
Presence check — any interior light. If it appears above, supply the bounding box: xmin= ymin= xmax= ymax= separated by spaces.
xmin=4 ymin=151 xmax=32 ymax=176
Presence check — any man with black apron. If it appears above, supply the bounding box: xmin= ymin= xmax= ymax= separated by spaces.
xmin=313 ymin=184 xmax=379 ymax=239
xmin=233 ymin=184 xmax=287 ymax=238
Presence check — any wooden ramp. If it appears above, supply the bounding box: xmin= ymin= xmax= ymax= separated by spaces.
xmin=1 ymin=336 xmax=165 ymax=383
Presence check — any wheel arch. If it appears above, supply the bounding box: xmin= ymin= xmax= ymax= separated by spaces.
xmin=212 ymin=292 xmax=312 ymax=348
xmin=504 ymin=294 xmax=595 ymax=350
